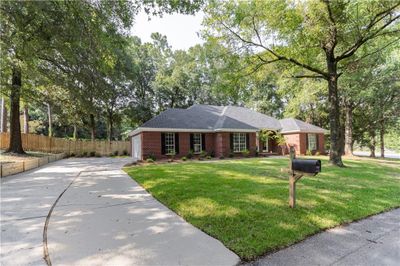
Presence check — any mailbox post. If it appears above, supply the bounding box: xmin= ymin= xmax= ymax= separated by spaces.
xmin=288 ymin=146 xmax=321 ymax=208
xmin=289 ymin=147 xmax=301 ymax=208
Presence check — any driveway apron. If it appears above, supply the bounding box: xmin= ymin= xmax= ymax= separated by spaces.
xmin=1 ymin=157 xmax=239 ymax=266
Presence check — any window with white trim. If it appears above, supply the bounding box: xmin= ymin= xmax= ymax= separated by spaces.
xmin=233 ymin=133 xmax=246 ymax=152
xmin=263 ymin=139 xmax=268 ymax=152
xmin=193 ymin=133 xmax=202 ymax=153
xmin=308 ymin=133 xmax=317 ymax=151
xmin=165 ymin=133 xmax=175 ymax=154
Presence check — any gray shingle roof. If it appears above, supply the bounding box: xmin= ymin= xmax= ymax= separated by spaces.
xmin=134 ymin=104 xmax=326 ymax=134
xmin=279 ymin=118 xmax=326 ymax=133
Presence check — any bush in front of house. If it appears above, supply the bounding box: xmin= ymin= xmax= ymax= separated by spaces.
xmin=229 ymin=150 xmax=234 ymax=158
xmin=70 ymin=153 xmax=75 ymax=157
xmin=209 ymin=150 xmax=215 ymax=157
xmin=315 ymin=151 xmax=320 ymax=156
xmin=122 ymin=150 xmax=128 ymax=156
xmin=146 ymin=158 xmax=155 ymax=163
xmin=89 ymin=151 xmax=96 ymax=157
xmin=82 ymin=151 xmax=88 ymax=157
xmin=242 ymin=149 xmax=250 ymax=157
xmin=145 ymin=153 xmax=156 ymax=161
xmin=113 ymin=150 xmax=119 ymax=156
xmin=95 ymin=152 xmax=101 ymax=157
xmin=306 ymin=150 xmax=312 ymax=156
xmin=219 ymin=156 xmax=225 ymax=159
xmin=187 ymin=150 xmax=194 ymax=159
xmin=181 ymin=156 xmax=187 ymax=161
xmin=206 ymin=155 xmax=212 ymax=160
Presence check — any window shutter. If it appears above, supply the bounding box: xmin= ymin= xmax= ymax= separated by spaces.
xmin=201 ymin=134 xmax=206 ymax=151
xmin=246 ymin=133 xmax=250 ymax=150
xmin=161 ymin=133 xmax=166 ymax=155
xmin=230 ymin=133 xmax=233 ymax=151
xmin=306 ymin=134 xmax=309 ymax=151
xmin=175 ymin=133 xmax=179 ymax=154
xmin=190 ymin=134 xmax=194 ymax=151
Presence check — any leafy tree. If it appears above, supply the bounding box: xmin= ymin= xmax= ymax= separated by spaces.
xmin=204 ymin=0 xmax=400 ymax=166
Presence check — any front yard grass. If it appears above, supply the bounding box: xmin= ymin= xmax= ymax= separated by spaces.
xmin=124 ymin=157 xmax=400 ymax=260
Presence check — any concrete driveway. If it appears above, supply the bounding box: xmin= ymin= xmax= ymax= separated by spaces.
xmin=249 ymin=208 xmax=400 ymax=266
xmin=1 ymin=157 xmax=239 ymax=266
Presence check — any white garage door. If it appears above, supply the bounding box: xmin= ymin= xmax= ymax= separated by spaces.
xmin=132 ymin=135 xmax=142 ymax=161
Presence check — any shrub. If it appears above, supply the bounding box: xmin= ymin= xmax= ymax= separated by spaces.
xmin=242 ymin=149 xmax=250 ymax=157
xmin=146 ymin=153 xmax=156 ymax=161
xmin=113 ymin=150 xmax=119 ymax=156
xmin=209 ymin=150 xmax=215 ymax=157
xmin=181 ymin=156 xmax=187 ymax=161
xmin=95 ymin=152 xmax=101 ymax=157
xmin=187 ymin=150 xmax=194 ymax=159
xmin=200 ymin=150 xmax=207 ymax=158
xmin=219 ymin=156 xmax=225 ymax=160
xmin=229 ymin=151 xmax=234 ymax=158
xmin=70 ymin=153 xmax=75 ymax=157
xmin=146 ymin=158 xmax=155 ymax=163
xmin=82 ymin=151 xmax=88 ymax=157
xmin=206 ymin=155 xmax=212 ymax=160
xmin=306 ymin=150 xmax=312 ymax=156
xmin=315 ymin=151 xmax=320 ymax=156
xmin=89 ymin=151 xmax=96 ymax=157
xmin=122 ymin=150 xmax=128 ymax=156
xmin=255 ymin=150 xmax=259 ymax=157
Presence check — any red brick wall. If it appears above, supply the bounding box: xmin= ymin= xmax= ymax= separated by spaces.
xmin=283 ymin=133 xmax=325 ymax=155
xmin=141 ymin=132 xmax=162 ymax=159
xmin=214 ymin=132 xmax=230 ymax=157
xmin=283 ymin=133 xmax=301 ymax=155
xmin=140 ymin=131 xmax=216 ymax=160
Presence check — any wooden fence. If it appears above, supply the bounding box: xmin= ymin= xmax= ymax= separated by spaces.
xmin=0 ymin=133 xmax=131 ymax=156
xmin=1 ymin=153 xmax=66 ymax=178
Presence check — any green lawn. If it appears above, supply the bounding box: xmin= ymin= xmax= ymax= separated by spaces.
xmin=124 ymin=157 xmax=400 ymax=260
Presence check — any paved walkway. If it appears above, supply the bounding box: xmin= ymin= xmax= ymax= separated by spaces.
xmin=1 ymin=158 xmax=239 ymax=266
xmin=249 ymin=208 xmax=400 ymax=266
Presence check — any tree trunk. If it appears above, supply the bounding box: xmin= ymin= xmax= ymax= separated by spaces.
xmin=107 ymin=112 xmax=113 ymax=142
xmin=73 ymin=124 xmax=77 ymax=140
xmin=90 ymin=113 xmax=95 ymax=141
xmin=46 ymin=103 xmax=52 ymax=137
xmin=6 ymin=65 xmax=25 ymax=154
xmin=380 ymin=121 xmax=385 ymax=158
xmin=326 ymin=58 xmax=343 ymax=166
xmin=23 ymin=105 xmax=29 ymax=134
xmin=369 ymin=131 xmax=376 ymax=158
xmin=1 ymin=97 xmax=7 ymax=133
xmin=344 ymin=102 xmax=353 ymax=156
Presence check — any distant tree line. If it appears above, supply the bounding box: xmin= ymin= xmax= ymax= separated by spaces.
xmin=1 ymin=0 xmax=399 ymax=165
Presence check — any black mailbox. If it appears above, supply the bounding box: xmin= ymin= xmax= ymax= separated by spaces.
xmin=292 ymin=159 xmax=321 ymax=174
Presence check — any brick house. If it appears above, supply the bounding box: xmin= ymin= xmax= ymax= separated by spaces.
xmin=129 ymin=105 xmax=326 ymax=160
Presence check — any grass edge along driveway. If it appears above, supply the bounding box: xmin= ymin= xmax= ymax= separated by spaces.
xmin=124 ymin=157 xmax=400 ymax=261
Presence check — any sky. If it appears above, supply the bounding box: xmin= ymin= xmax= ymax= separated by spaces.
xmin=130 ymin=11 xmax=205 ymax=50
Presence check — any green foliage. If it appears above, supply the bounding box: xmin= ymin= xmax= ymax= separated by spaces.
xmin=206 ymin=155 xmax=212 ymax=160
xmin=306 ymin=150 xmax=312 ymax=156
xmin=181 ymin=156 xmax=187 ymax=161
xmin=89 ymin=151 xmax=96 ymax=157
xmin=146 ymin=158 xmax=155 ymax=163
xmin=187 ymin=150 xmax=194 ymax=159
xmin=145 ymin=153 xmax=157 ymax=161
xmin=242 ymin=149 xmax=250 ymax=157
